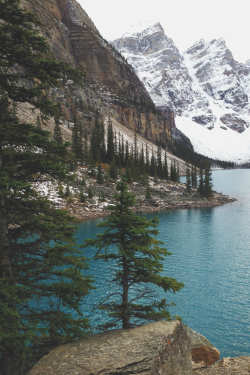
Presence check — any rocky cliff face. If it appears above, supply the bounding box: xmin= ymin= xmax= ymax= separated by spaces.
xmin=20 ymin=0 xmax=172 ymax=146
xmin=112 ymin=22 xmax=250 ymax=163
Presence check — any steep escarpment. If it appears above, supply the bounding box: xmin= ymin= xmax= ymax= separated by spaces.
xmin=20 ymin=0 xmax=173 ymax=147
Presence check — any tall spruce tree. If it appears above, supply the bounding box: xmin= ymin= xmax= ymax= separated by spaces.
xmin=0 ymin=1 xmax=93 ymax=373
xmin=163 ymin=149 xmax=169 ymax=180
xmin=107 ymin=118 xmax=114 ymax=163
xmin=204 ymin=163 xmax=213 ymax=198
xmin=198 ymin=168 xmax=204 ymax=197
xmin=185 ymin=163 xmax=191 ymax=192
xmin=83 ymin=180 xmax=184 ymax=329
xmin=53 ymin=119 xmax=63 ymax=146
xmin=157 ymin=146 xmax=163 ymax=179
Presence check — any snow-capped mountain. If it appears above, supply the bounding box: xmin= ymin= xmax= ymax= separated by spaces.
xmin=112 ymin=22 xmax=250 ymax=163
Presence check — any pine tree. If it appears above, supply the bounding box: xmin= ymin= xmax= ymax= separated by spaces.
xmin=204 ymin=163 xmax=213 ymax=198
xmin=100 ymin=121 xmax=106 ymax=163
xmin=139 ymin=144 xmax=145 ymax=176
xmin=125 ymin=163 xmax=132 ymax=183
xmin=185 ymin=163 xmax=191 ymax=192
xmin=133 ymin=129 xmax=138 ymax=167
xmin=150 ymin=149 xmax=156 ymax=177
xmin=37 ymin=115 xmax=42 ymax=129
xmin=198 ymin=168 xmax=204 ymax=198
xmin=0 ymin=1 xmax=92 ymax=373
xmin=125 ymin=140 xmax=129 ymax=165
xmin=145 ymin=143 xmax=150 ymax=175
xmin=58 ymin=181 xmax=64 ymax=197
xmin=96 ymin=162 xmax=104 ymax=184
xmin=53 ymin=119 xmax=63 ymax=146
xmin=83 ymin=130 xmax=89 ymax=165
xmin=109 ymin=156 xmax=118 ymax=180
xmin=145 ymin=184 xmax=151 ymax=199
xmin=88 ymin=186 xmax=94 ymax=198
xmin=157 ymin=145 xmax=163 ymax=179
xmin=79 ymin=189 xmax=86 ymax=202
xmin=163 ymin=149 xmax=169 ymax=180
xmin=83 ymin=180 xmax=184 ymax=329
xmin=194 ymin=165 xmax=198 ymax=188
xmin=107 ymin=118 xmax=114 ymax=163
xmin=90 ymin=117 xmax=101 ymax=162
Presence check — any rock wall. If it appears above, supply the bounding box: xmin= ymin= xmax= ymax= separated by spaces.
xmin=20 ymin=0 xmax=173 ymax=147
xmin=29 ymin=321 xmax=194 ymax=375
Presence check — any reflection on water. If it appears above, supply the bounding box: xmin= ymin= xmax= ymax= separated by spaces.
xmin=76 ymin=169 xmax=250 ymax=358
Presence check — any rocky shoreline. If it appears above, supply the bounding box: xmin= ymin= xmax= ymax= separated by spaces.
xmin=63 ymin=177 xmax=237 ymax=222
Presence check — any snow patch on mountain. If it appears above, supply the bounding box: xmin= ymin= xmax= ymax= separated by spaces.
xmin=112 ymin=23 xmax=250 ymax=163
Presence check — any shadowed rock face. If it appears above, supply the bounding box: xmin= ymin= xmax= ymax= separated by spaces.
xmin=19 ymin=0 xmax=173 ymax=146
xmin=29 ymin=321 xmax=194 ymax=375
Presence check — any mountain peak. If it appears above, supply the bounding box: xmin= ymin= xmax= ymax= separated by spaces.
xmin=122 ymin=21 xmax=163 ymax=38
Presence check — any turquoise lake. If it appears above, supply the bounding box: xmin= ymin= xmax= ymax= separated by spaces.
xmin=75 ymin=169 xmax=250 ymax=358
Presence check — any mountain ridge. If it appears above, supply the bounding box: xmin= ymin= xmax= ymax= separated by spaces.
xmin=112 ymin=22 xmax=250 ymax=163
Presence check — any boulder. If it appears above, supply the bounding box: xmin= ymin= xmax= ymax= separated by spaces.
xmin=186 ymin=327 xmax=220 ymax=367
xmin=29 ymin=321 xmax=193 ymax=375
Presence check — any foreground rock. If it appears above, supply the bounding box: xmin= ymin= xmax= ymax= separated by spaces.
xmin=186 ymin=327 xmax=220 ymax=368
xmin=193 ymin=356 xmax=250 ymax=374
xmin=29 ymin=321 xmax=193 ymax=375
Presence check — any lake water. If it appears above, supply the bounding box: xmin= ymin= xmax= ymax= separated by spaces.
xmin=75 ymin=169 xmax=250 ymax=358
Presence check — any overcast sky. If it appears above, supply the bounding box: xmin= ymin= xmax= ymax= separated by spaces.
xmin=77 ymin=0 xmax=249 ymax=64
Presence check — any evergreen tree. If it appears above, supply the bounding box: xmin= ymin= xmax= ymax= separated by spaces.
xmin=37 ymin=115 xmax=42 ymax=129
xmin=83 ymin=130 xmax=89 ymax=165
xmin=58 ymin=180 xmax=64 ymax=197
xmin=107 ymin=118 xmax=114 ymax=163
xmin=88 ymin=186 xmax=93 ymax=198
xmin=64 ymin=182 xmax=71 ymax=197
xmin=133 ymin=129 xmax=138 ymax=167
xmin=157 ymin=146 xmax=163 ymax=179
xmin=145 ymin=143 xmax=150 ymax=175
xmin=72 ymin=110 xmax=83 ymax=162
xmin=150 ymin=149 xmax=156 ymax=177
xmin=145 ymin=184 xmax=151 ymax=199
xmin=170 ymin=161 xmax=174 ymax=182
xmin=139 ymin=144 xmax=145 ymax=176
xmin=121 ymin=135 xmax=125 ymax=166
xmin=79 ymin=189 xmax=86 ymax=202
xmin=185 ymin=164 xmax=191 ymax=192
xmin=163 ymin=149 xmax=169 ymax=180
xmin=83 ymin=180 xmax=184 ymax=329
xmin=100 ymin=121 xmax=106 ymax=163
xmin=125 ymin=140 xmax=129 ymax=165
xmin=0 ymin=1 xmax=92 ymax=373
xmin=109 ymin=156 xmax=118 ymax=180
xmin=204 ymin=163 xmax=213 ymax=198
xmin=96 ymin=162 xmax=104 ymax=184
xmin=193 ymin=165 xmax=198 ymax=188
xmin=125 ymin=163 xmax=132 ymax=183
xmin=90 ymin=118 xmax=101 ymax=162
xmin=198 ymin=168 xmax=204 ymax=198
xmin=129 ymin=154 xmax=135 ymax=180
xmin=53 ymin=119 xmax=63 ymax=146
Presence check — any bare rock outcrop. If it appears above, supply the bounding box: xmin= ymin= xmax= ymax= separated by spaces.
xmin=29 ymin=321 xmax=193 ymax=375
xmin=194 ymin=356 xmax=250 ymax=375
xmin=186 ymin=327 xmax=220 ymax=368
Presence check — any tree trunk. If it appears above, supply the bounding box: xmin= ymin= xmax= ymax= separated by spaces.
xmin=0 ymin=197 xmax=22 ymax=375
xmin=0 ymin=347 xmax=25 ymax=375
xmin=122 ymin=255 xmax=129 ymax=329
xmin=0 ymin=195 xmax=12 ymax=278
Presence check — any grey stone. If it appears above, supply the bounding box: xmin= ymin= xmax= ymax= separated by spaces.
xmin=29 ymin=321 xmax=193 ymax=375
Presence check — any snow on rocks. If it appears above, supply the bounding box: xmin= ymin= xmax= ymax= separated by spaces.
xmin=112 ymin=22 xmax=250 ymax=163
